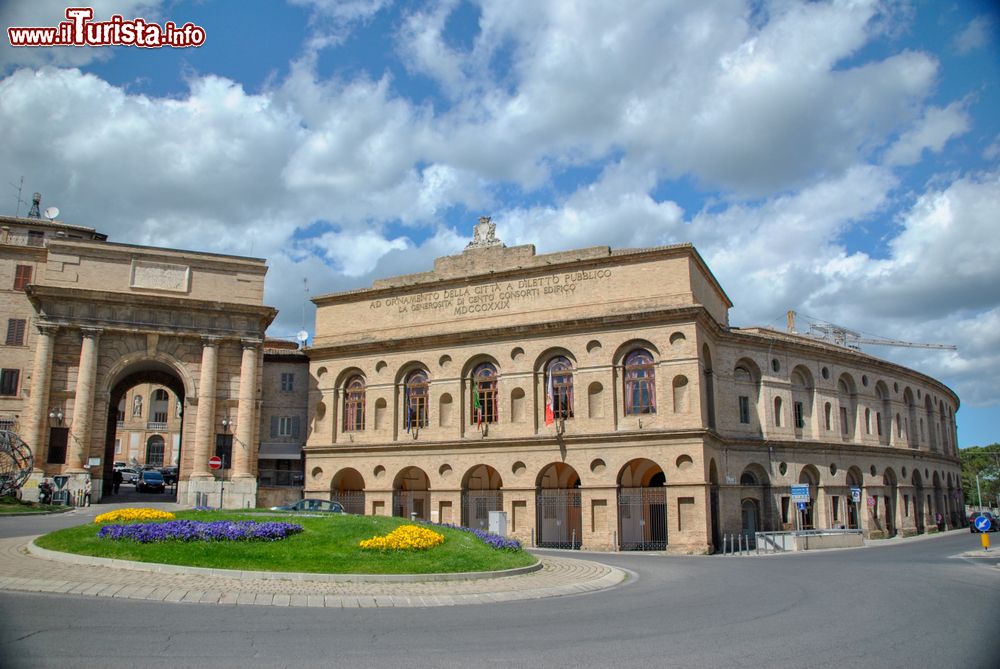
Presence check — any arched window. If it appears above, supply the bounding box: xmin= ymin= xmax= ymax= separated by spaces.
xmin=624 ymin=349 xmax=656 ymax=415
xmin=343 ymin=376 xmax=366 ymax=432
xmin=545 ymin=356 xmax=574 ymax=422
xmin=471 ymin=363 xmax=498 ymax=424
xmin=145 ymin=435 xmax=165 ymax=467
xmin=404 ymin=370 xmax=429 ymax=430
xmin=151 ymin=388 xmax=169 ymax=423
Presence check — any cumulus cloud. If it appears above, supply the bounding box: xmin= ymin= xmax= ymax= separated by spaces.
xmin=953 ymin=16 xmax=993 ymax=54
xmin=884 ymin=102 xmax=971 ymax=166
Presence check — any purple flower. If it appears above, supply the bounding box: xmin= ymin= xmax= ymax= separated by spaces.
xmin=98 ymin=520 xmax=302 ymax=543
xmin=431 ymin=522 xmax=523 ymax=551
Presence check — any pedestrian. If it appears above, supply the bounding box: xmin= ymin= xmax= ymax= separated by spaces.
xmin=112 ymin=469 xmax=122 ymax=495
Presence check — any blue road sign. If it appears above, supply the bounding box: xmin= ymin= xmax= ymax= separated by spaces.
xmin=796 ymin=502 xmax=807 ymax=511
xmin=791 ymin=485 xmax=810 ymax=502
xmin=974 ymin=515 xmax=992 ymax=532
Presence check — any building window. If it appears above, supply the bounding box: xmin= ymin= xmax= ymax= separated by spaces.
xmin=275 ymin=416 xmax=297 ymax=437
xmin=738 ymin=395 xmax=750 ymax=424
xmin=5 ymin=319 xmax=26 ymax=346
xmin=258 ymin=459 xmax=304 ymax=487
xmin=404 ymin=370 xmax=429 ymax=429
xmin=794 ymin=401 xmax=804 ymax=429
xmin=876 ymin=412 xmax=883 ymax=436
xmin=824 ymin=403 xmax=832 ymax=431
xmin=471 ymin=363 xmax=498 ymax=424
xmin=281 ymin=372 xmax=295 ymax=392
xmin=344 ymin=375 xmax=366 ymax=431
xmin=151 ymin=389 xmax=169 ymax=423
xmin=781 ymin=496 xmax=790 ymax=524
xmin=864 ymin=408 xmax=872 ymax=434
xmin=114 ymin=438 xmax=121 ymax=455
xmin=546 ymin=356 xmax=574 ymax=421
xmin=13 ymin=265 xmax=33 ymax=290
xmin=26 ymin=230 xmax=44 ymax=247
xmin=47 ymin=427 xmax=68 ymax=464
xmin=146 ymin=435 xmax=165 ymax=466
xmin=623 ymin=349 xmax=656 ymax=415
xmin=840 ymin=406 xmax=849 ymax=435
xmin=214 ymin=433 xmax=233 ymax=469
xmin=0 ymin=369 xmax=19 ymax=396
xmin=774 ymin=396 xmax=783 ymax=427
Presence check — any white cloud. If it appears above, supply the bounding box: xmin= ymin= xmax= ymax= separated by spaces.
xmin=953 ymin=16 xmax=993 ymax=54
xmin=884 ymin=102 xmax=971 ymax=166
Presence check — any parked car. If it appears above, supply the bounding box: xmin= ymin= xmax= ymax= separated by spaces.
xmin=136 ymin=470 xmax=166 ymax=494
xmin=160 ymin=466 xmax=178 ymax=485
xmin=113 ymin=461 xmax=127 ymax=471
xmin=118 ymin=468 xmax=139 ymax=484
xmin=270 ymin=499 xmax=345 ymax=514
xmin=968 ymin=511 xmax=999 ymax=533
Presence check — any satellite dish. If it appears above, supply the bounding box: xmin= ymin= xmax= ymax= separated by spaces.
xmin=43 ymin=206 xmax=59 ymax=220
xmin=296 ymin=330 xmax=309 ymax=343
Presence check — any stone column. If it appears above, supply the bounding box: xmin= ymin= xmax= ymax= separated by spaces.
xmin=67 ymin=328 xmax=100 ymax=472
xmin=232 ymin=339 xmax=259 ymax=479
xmin=23 ymin=324 xmax=58 ymax=470
xmin=191 ymin=337 xmax=219 ymax=478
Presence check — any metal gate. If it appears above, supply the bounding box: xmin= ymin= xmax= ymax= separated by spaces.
xmin=330 ymin=490 xmax=366 ymax=515
xmin=618 ymin=487 xmax=667 ymax=550
xmin=535 ymin=489 xmax=582 ymax=548
xmin=393 ymin=490 xmax=430 ymax=520
xmin=461 ymin=491 xmax=503 ymax=530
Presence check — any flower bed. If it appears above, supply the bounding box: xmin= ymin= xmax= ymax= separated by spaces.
xmin=98 ymin=519 xmax=302 ymax=543
xmin=359 ymin=524 xmax=444 ymax=550
xmin=435 ymin=523 xmax=523 ymax=551
xmin=94 ymin=508 xmax=176 ymax=524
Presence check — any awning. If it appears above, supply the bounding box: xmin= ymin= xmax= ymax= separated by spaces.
xmin=258 ymin=443 xmax=302 ymax=460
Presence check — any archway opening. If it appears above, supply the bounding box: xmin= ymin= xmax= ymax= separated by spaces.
xmin=618 ymin=458 xmax=666 ymax=550
xmin=461 ymin=464 xmax=503 ymax=530
xmin=393 ymin=466 xmax=430 ymax=520
xmin=536 ymin=462 xmax=582 ymax=548
xmin=331 ymin=467 xmax=366 ymax=514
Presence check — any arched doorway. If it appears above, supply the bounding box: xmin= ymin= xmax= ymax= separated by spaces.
xmin=741 ymin=499 xmax=760 ymax=535
xmin=102 ymin=364 xmax=186 ymax=500
xmin=739 ymin=463 xmax=771 ymax=539
xmin=912 ymin=470 xmax=925 ymax=534
xmin=331 ymin=467 xmax=365 ymax=514
xmin=393 ymin=467 xmax=430 ymax=520
xmin=846 ymin=467 xmax=863 ymax=530
xmin=618 ymin=458 xmax=666 ymax=550
xmin=536 ymin=462 xmax=582 ymax=548
xmin=798 ymin=466 xmax=820 ymax=529
xmin=461 ymin=464 xmax=503 ymax=530
xmin=883 ymin=468 xmax=897 ymax=537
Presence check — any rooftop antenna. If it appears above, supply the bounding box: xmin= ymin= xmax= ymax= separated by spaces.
xmin=26 ymin=192 xmax=41 ymax=218
xmin=8 ymin=176 xmax=28 ymax=217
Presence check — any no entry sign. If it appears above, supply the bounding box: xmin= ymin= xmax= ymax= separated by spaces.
xmin=208 ymin=456 xmax=223 ymax=470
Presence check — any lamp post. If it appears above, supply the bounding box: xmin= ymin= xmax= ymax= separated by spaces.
xmin=48 ymin=408 xmax=63 ymax=425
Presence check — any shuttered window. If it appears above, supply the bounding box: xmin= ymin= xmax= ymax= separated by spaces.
xmin=13 ymin=265 xmax=32 ymax=290
xmin=5 ymin=319 xmax=26 ymax=346
xmin=0 ymin=369 xmax=19 ymax=396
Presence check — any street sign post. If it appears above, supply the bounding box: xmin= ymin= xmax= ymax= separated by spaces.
xmin=867 ymin=496 xmax=876 ymax=508
xmin=209 ymin=454 xmax=226 ymax=509
xmin=974 ymin=515 xmax=992 ymax=532
xmin=850 ymin=487 xmax=861 ymax=504
xmin=791 ymin=485 xmax=810 ymax=502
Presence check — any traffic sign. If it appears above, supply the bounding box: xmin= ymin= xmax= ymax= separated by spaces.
xmin=796 ymin=502 xmax=807 ymax=511
xmin=791 ymin=485 xmax=810 ymax=502
xmin=850 ymin=487 xmax=861 ymax=503
xmin=208 ymin=456 xmax=223 ymax=470
xmin=867 ymin=496 xmax=876 ymax=508
xmin=974 ymin=515 xmax=992 ymax=532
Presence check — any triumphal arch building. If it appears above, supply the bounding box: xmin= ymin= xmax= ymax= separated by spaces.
xmin=2 ymin=211 xmax=275 ymax=506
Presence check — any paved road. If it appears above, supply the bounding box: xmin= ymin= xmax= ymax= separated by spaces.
xmin=0 ymin=506 xmax=997 ymax=669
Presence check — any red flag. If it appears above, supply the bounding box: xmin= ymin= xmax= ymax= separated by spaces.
xmin=545 ymin=367 xmax=555 ymax=426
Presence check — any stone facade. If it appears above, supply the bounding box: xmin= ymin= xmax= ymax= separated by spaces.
xmin=304 ymin=236 xmax=963 ymax=553
xmin=0 ymin=213 xmax=276 ymax=507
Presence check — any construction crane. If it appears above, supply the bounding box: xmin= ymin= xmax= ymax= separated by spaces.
xmin=786 ymin=311 xmax=957 ymax=351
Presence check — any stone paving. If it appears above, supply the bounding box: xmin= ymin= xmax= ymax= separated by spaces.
xmin=0 ymin=534 xmax=628 ymax=608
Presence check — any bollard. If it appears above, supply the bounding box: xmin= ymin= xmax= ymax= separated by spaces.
xmin=982 ymin=533 xmax=991 ymax=551
xmin=572 ymin=529 xmax=576 ymax=549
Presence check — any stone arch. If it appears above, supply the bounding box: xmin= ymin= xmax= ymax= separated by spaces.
xmin=461 ymin=464 xmax=503 ymax=530
xmin=618 ymin=458 xmax=667 ymax=550
xmin=393 ymin=465 xmax=431 ymax=520
xmin=612 ymin=338 xmax=661 ymax=365
xmin=330 ymin=467 xmax=365 ymax=514
xmin=618 ymin=458 xmax=665 ymax=487
xmin=536 ymin=462 xmax=583 ymax=548
xmin=797 ymin=464 xmax=821 ymax=529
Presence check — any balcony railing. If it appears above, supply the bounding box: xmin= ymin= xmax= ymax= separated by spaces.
xmin=146 ymin=422 xmax=168 ymax=431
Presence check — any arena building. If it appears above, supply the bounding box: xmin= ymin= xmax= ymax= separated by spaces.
xmin=304 ymin=219 xmax=964 ymax=553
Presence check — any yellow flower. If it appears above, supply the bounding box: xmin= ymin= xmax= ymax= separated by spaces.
xmin=94 ymin=508 xmax=176 ymax=524
xmin=359 ymin=524 xmax=444 ymax=550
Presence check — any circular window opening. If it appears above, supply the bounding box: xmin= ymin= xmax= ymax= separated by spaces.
xmin=778 ymin=462 xmax=788 ymax=476
xmin=512 ymin=461 xmax=526 ymax=476
xmin=821 ymin=367 xmax=830 ymax=380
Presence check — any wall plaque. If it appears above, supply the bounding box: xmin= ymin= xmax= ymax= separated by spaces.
xmin=130 ymin=260 xmax=190 ymax=293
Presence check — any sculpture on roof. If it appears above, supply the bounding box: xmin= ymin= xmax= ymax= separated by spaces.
xmin=466 ymin=216 xmax=504 ymax=250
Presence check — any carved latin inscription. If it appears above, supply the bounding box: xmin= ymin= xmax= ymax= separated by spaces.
xmin=130 ymin=260 xmax=190 ymax=293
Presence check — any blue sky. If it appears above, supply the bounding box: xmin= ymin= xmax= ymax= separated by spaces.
xmin=1 ymin=0 xmax=998 ymax=447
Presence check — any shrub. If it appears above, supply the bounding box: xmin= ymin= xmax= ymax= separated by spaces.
xmin=94 ymin=508 xmax=176 ymax=524
xmin=359 ymin=524 xmax=444 ymax=550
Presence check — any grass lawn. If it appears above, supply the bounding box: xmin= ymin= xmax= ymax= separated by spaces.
xmin=34 ymin=510 xmax=537 ymax=574
xmin=0 ymin=495 xmax=66 ymax=515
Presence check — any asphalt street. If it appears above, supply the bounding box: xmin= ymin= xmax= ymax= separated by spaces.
xmin=0 ymin=507 xmax=997 ymax=669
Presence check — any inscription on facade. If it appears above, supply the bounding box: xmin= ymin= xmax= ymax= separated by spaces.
xmin=368 ymin=269 xmax=612 ymax=316
xmin=130 ymin=260 xmax=191 ymax=293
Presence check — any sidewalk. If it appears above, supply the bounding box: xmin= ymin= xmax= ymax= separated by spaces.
xmin=0 ymin=531 xmax=628 ymax=608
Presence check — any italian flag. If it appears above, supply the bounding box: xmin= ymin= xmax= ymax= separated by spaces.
xmin=472 ymin=378 xmax=482 ymax=428
xmin=544 ymin=369 xmax=555 ymax=426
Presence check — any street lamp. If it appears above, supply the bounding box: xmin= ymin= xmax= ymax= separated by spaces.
xmin=48 ymin=408 xmax=63 ymax=425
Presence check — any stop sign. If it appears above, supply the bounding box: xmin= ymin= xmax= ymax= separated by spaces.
xmin=208 ymin=456 xmax=223 ymax=470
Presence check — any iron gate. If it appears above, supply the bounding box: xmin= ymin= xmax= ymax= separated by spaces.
xmin=330 ymin=490 xmax=366 ymax=515
xmin=393 ymin=490 xmax=430 ymax=520
xmin=461 ymin=491 xmax=503 ymax=530
xmin=618 ymin=486 xmax=667 ymax=550
xmin=535 ymin=489 xmax=582 ymax=548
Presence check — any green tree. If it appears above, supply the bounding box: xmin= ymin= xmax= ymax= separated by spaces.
xmin=960 ymin=444 xmax=1000 ymax=510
